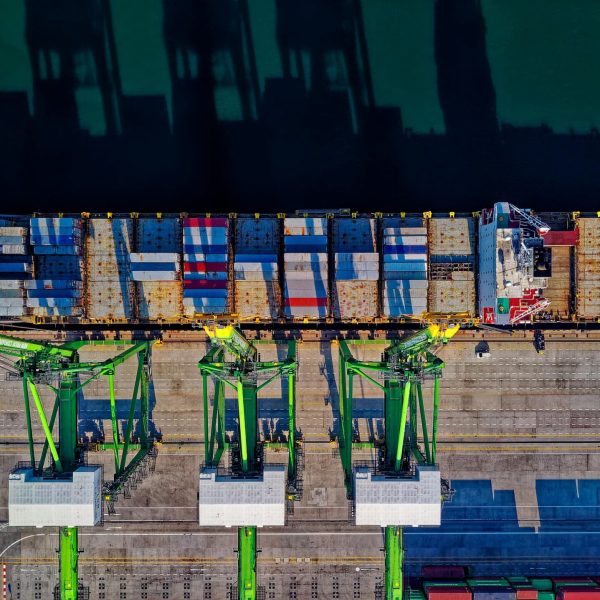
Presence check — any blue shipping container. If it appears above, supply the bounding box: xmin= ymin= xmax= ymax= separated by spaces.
xmin=27 ymin=288 xmax=81 ymax=299
xmin=183 ymin=244 xmax=228 ymax=254
xmin=383 ymin=245 xmax=427 ymax=254
xmin=183 ymin=288 xmax=228 ymax=298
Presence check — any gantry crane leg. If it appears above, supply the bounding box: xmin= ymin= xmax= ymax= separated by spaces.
xmin=238 ymin=526 xmax=257 ymax=600
xmin=385 ymin=526 xmax=404 ymax=600
xmin=59 ymin=527 xmax=79 ymax=600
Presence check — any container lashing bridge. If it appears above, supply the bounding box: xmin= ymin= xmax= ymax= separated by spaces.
xmin=337 ymin=324 xmax=459 ymax=600
xmin=199 ymin=325 xmax=298 ymax=600
xmin=0 ymin=333 xmax=157 ymax=600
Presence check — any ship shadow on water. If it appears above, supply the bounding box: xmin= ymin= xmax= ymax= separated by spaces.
xmin=1 ymin=1 xmax=600 ymax=211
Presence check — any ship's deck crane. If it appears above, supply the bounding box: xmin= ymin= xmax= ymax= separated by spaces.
xmin=198 ymin=326 xmax=298 ymax=600
xmin=338 ymin=324 xmax=460 ymax=600
xmin=0 ymin=333 xmax=156 ymax=600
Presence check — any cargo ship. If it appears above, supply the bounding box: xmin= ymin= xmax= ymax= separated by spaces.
xmin=407 ymin=570 xmax=600 ymax=600
xmin=0 ymin=203 xmax=593 ymax=325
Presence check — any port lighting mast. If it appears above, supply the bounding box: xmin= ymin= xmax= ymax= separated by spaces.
xmin=198 ymin=326 xmax=298 ymax=600
xmin=338 ymin=324 xmax=459 ymax=600
xmin=0 ymin=334 xmax=155 ymax=600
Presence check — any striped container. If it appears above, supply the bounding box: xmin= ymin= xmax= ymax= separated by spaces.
xmin=234 ymin=218 xmax=280 ymax=319
xmin=382 ymin=218 xmax=428 ymax=317
xmin=284 ymin=219 xmax=328 ymax=318
xmin=182 ymin=218 xmax=229 ymax=316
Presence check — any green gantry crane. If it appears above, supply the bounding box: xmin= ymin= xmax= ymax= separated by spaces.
xmin=199 ymin=325 xmax=298 ymax=600
xmin=337 ymin=324 xmax=459 ymax=600
xmin=0 ymin=333 xmax=155 ymax=600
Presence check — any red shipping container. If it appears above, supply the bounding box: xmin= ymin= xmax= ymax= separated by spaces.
xmin=422 ymin=566 xmax=467 ymax=579
xmin=183 ymin=280 xmax=228 ymax=289
xmin=558 ymin=588 xmax=600 ymax=600
xmin=183 ymin=262 xmax=228 ymax=273
xmin=516 ymin=589 xmax=538 ymax=600
xmin=284 ymin=297 xmax=327 ymax=307
xmin=541 ymin=230 xmax=579 ymax=246
xmin=427 ymin=586 xmax=472 ymax=600
xmin=183 ymin=217 xmax=228 ymax=227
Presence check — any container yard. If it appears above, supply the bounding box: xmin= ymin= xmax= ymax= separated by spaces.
xmin=1 ymin=203 xmax=600 ymax=600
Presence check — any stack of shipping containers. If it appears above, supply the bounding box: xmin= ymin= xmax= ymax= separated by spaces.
xmin=234 ymin=218 xmax=281 ymax=319
xmin=283 ymin=218 xmax=328 ymax=319
xmin=182 ymin=218 xmax=229 ymax=316
xmin=28 ymin=217 xmax=84 ymax=318
xmin=575 ymin=218 xmax=600 ymax=320
xmin=332 ymin=218 xmax=378 ymax=319
xmin=428 ymin=217 xmax=476 ymax=315
xmin=382 ymin=217 xmax=428 ymax=317
xmin=0 ymin=220 xmax=29 ymax=317
xmin=133 ymin=218 xmax=182 ymax=320
xmin=86 ymin=218 xmax=135 ymax=320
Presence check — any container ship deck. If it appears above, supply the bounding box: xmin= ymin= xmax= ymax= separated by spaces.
xmin=0 ymin=204 xmax=595 ymax=327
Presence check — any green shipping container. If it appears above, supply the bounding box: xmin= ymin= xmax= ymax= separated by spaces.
xmin=509 ymin=579 xmax=532 ymax=585
xmin=408 ymin=589 xmax=426 ymax=600
xmin=538 ymin=592 xmax=556 ymax=600
xmin=531 ymin=581 xmax=554 ymax=592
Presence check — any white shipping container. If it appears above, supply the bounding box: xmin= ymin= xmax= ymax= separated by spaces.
xmin=284 ymin=252 xmax=327 ymax=262
xmin=0 ymin=245 xmax=27 ymax=255
xmin=335 ymin=270 xmax=379 ymax=281
xmin=131 ymin=271 xmax=179 ymax=282
xmin=284 ymin=218 xmax=327 ymax=235
xmin=384 ymin=280 xmax=429 ymax=290
xmin=384 ymin=254 xmax=427 ymax=262
xmin=383 ymin=235 xmax=427 ymax=246
xmin=284 ymin=281 xmax=328 ymax=298
xmin=183 ymin=229 xmax=228 ymax=243
xmin=129 ymin=252 xmax=180 ymax=263
xmin=0 ymin=298 xmax=25 ymax=307
xmin=0 ymin=280 xmax=25 ymax=289
xmin=184 ymin=253 xmax=228 ymax=263
xmin=335 ymin=252 xmax=379 ymax=263
xmin=233 ymin=262 xmax=278 ymax=272
xmin=26 ymin=298 xmax=80 ymax=308
xmin=334 ymin=260 xmax=379 ymax=270
xmin=0 ymin=227 xmax=28 ymax=236
xmin=384 ymin=289 xmax=428 ymax=299
xmin=284 ymin=261 xmax=328 ymax=273
xmin=383 ymin=227 xmax=427 ymax=236
xmin=0 ymin=306 xmax=25 ymax=316
xmin=234 ymin=270 xmax=278 ymax=282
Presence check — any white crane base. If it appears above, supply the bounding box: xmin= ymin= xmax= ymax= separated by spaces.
xmin=8 ymin=466 xmax=102 ymax=527
xmin=198 ymin=464 xmax=286 ymax=527
xmin=354 ymin=465 xmax=441 ymax=527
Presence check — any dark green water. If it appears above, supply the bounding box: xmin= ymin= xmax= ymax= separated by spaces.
xmin=1 ymin=0 xmax=599 ymax=212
